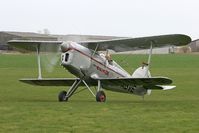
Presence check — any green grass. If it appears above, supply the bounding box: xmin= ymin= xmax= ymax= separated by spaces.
xmin=0 ymin=54 xmax=199 ymax=133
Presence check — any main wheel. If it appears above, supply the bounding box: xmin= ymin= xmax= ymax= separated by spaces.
xmin=96 ymin=91 xmax=106 ymax=102
xmin=58 ymin=91 xmax=68 ymax=102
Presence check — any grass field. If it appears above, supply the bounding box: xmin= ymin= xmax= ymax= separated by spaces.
xmin=0 ymin=54 xmax=199 ymax=133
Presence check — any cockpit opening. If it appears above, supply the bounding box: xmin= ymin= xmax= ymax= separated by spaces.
xmin=65 ymin=53 xmax=69 ymax=62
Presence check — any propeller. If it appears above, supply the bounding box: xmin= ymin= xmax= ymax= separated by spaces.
xmin=39 ymin=35 xmax=83 ymax=73
xmin=40 ymin=43 xmax=61 ymax=73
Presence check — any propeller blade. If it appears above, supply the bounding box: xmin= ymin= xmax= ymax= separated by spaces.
xmin=40 ymin=43 xmax=61 ymax=73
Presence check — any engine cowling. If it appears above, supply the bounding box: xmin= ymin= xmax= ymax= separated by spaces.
xmin=60 ymin=41 xmax=72 ymax=52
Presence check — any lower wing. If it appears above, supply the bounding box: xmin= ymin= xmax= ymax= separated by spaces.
xmin=19 ymin=78 xmax=83 ymax=86
xmin=19 ymin=77 xmax=175 ymax=90
xmin=94 ymin=77 xmax=175 ymax=90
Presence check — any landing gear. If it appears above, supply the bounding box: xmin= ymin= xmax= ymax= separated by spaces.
xmin=58 ymin=91 xmax=68 ymax=102
xmin=57 ymin=79 xmax=106 ymax=102
xmin=96 ymin=91 xmax=106 ymax=102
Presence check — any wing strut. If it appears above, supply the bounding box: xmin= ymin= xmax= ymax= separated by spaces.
xmin=92 ymin=43 xmax=99 ymax=57
xmin=145 ymin=42 xmax=153 ymax=77
xmin=36 ymin=44 xmax=42 ymax=79
xmin=146 ymin=42 xmax=153 ymax=95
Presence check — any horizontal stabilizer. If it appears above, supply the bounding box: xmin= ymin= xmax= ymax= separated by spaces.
xmin=158 ymin=85 xmax=176 ymax=90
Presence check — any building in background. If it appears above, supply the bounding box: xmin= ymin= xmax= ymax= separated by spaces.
xmin=0 ymin=31 xmax=198 ymax=54
xmin=0 ymin=31 xmax=57 ymax=50
xmin=189 ymin=39 xmax=199 ymax=52
xmin=52 ymin=34 xmax=123 ymax=42
xmin=0 ymin=31 xmax=123 ymax=51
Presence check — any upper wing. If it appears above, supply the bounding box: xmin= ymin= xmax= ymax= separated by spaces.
xmin=7 ymin=40 xmax=63 ymax=52
xmin=79 ymin=34 xmax=191 ymax=52
xmin=95 ymin=77 xmax=173 ymax=89
xmin=7 ymin=34 xmax=191 ymax=52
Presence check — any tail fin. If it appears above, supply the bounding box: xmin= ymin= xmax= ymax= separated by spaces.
xmin=132 ymin=44 xmax=153 ymax=95
xmin=132 ymin=44 xmax=153 ymax=78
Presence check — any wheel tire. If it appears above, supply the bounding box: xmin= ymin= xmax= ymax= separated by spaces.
xmin=96 ymin=91 xmax=106 ymax=102
xmin=58 ymin=91 xmax=68 ymax=102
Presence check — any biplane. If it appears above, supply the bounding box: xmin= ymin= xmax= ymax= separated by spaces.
xmin=8 ymin=34 xmax=191 ymax=102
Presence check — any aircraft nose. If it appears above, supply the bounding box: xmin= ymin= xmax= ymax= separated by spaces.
xmin=61 ymin=41 xmax=71 ymax=52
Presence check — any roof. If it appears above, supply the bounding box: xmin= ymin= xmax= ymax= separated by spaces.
xmin=191 ymin=39 xmax=199 ymax=42
xmin=52 ymin=34 xmax=126 ymax=41
xmin=1 ymin=31 xmax=55 ymax=38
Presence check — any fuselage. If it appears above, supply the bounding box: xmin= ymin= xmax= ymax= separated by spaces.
xmin=60 ymin=41 xmax=148 ymax=95
xmin=61 ymin=41 xmax=131 ymax=79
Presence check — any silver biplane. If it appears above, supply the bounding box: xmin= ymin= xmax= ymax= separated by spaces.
xmin=8 ymin=34 xmax=191 ymax=102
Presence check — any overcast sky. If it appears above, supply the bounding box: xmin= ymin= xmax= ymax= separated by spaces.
xmin=0 ymin=0 xmax=198 ymax=39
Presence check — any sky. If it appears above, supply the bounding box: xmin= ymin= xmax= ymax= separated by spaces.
xmin=0 ymin=0 xmax=198 ymax=40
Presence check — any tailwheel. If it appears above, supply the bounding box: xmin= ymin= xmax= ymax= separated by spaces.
xmin=58 ymin=91 xmax=68 ymax=102
xmin=96 ymin=91 xmax=106 ymax=102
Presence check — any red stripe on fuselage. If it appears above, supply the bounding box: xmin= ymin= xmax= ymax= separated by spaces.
xmin=64 ymin=48 xmax=126 ymax=77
